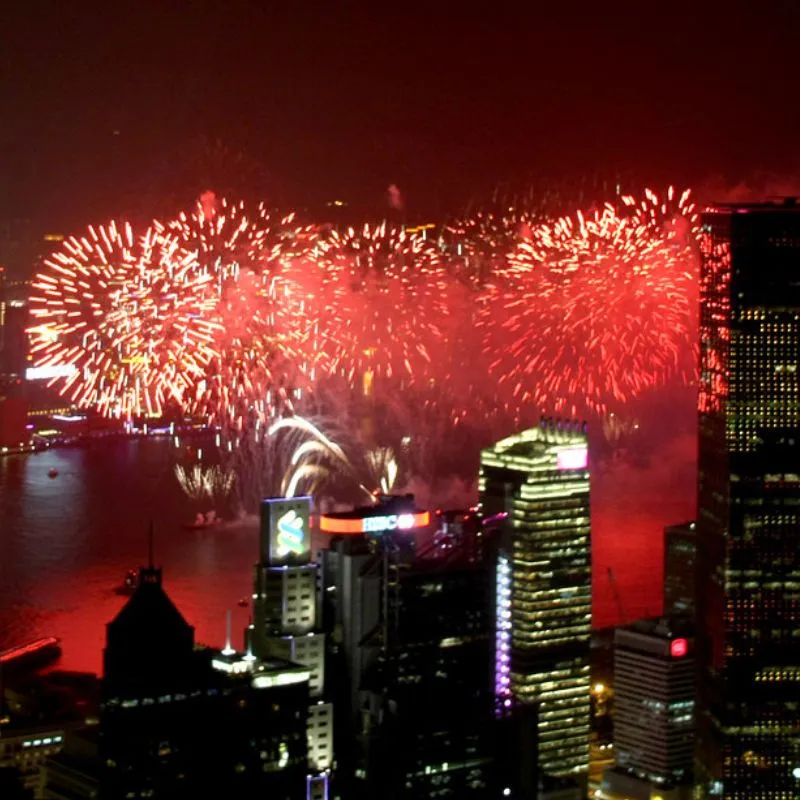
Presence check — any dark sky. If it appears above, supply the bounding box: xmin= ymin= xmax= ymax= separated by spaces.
xmin=3 ymin=0 xmax=800 ymax=230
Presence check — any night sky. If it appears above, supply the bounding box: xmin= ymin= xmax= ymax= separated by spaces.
xmin=3 ymin=0 xmax=800 ymax=232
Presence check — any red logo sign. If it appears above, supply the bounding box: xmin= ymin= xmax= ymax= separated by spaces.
xmin=670 ymin=638 xmax=688 ymax=658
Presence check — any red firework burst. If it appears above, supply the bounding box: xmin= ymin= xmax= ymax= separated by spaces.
xmin=481 ymin=191 xmax=697 ymax=415
xmin=311 ymin=222 xmax=449 ymax=386
xmin=156 ymin=195 xmax=319 ymax=430
xmin=29 ymin=221 xmax=219 ymax=418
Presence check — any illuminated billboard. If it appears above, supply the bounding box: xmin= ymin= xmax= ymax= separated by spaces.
xmin=260 ymin=496 xmax=312 ymax=566
xmin=556 ymin=446 xmax=588 ymax=471
xmin=320 ymin=510 xmax=430 ymax=535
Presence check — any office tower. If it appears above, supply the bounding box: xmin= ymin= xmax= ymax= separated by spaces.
xmin=602 ymin=618 xmax=694 ymax=800
xmin=319 ymin=497 xmax=499 ymax=799
xmin=102 ymin=559 xmax=309 ymax=798
xmin=663 ymin=522 xmax=697 ymax=618
xmin=252 ymin=497 xmax=333 ymax=798
xmin=480 ymin=419 xmax=592 ymax=790
xmin=318 ymin=495 xmax=432 ymax=715
xmin=0 ymin=295 xmax=29 ymax=449
xmin=695 ymin=199 xmax=800 ymax=799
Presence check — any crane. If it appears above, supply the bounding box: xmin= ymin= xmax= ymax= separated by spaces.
xmin=607 ymin=567 xmax=627 ymax=624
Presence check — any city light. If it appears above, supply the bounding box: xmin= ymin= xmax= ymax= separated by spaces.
xmin=494 ymin=553 xmax=512 ymax=709
xmin=25 ymin=364 xmax=77 ymax=380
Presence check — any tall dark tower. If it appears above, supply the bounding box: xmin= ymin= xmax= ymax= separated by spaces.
xmin=695 ymin=200 xmax=800 ymax=798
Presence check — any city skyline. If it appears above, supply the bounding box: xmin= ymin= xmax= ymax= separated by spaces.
xmin=3 ymin=3 xmax=800 ymax=798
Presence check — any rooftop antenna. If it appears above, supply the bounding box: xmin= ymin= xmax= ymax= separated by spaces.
xmin=222 ymin=609 xmax=235 ymax=656
xmin=244 ymin=615 xmax=256 ymax=662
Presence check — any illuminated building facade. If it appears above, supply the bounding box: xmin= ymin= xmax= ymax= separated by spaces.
xmin=319 ymin=496 xmax=499 ymax=798
xmin=663 ymin=522 xmax=697 ymax=619
xmin=695 ymin=201 xmax=800 ymax=799
xmin=480 ymin=420 xmax=592 ymax=786
xmin=101 ymin=561 xmax=309 ymax=798
xmin=602 ymin=618 xmax=694 ymax=800
xmin=252 ymin=497 xmax=333 ymax=798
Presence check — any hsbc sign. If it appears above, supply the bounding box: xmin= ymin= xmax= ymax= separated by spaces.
xmin=363 ymin=513 xmax=416 ymax=533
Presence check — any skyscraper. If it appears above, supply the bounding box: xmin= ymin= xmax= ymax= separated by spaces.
xmin=663 ymin=522 xmax=697 ymax=618
xmin=252 ymin=497 xmax=333 ymax=798
xmin=480 ymin=419 xmax=592 ymax=788
xmin=602 ymin=618 xmax=694 ymax=800
xmin=695 ymin=200 xmax=800 ymax=799
xmin=318 ymin=496 xmax=499 ymax=799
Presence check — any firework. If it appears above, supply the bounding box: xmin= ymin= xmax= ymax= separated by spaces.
xmin=29 ymin=185 xmax=701 ymax=501
xmin=312 ymin=222 xmax=450 ymax=386
xmin=29 ymin=221 xmax=219 ymax=418
xmin=621 ymin=185 xmax=699 ymax=242
xmin=175 ymin=463 xmax=234 ymax=503
xmin=364 ymin=446 xmax=399 ymax=495
xmin=481 ymin=191 xmax=697 ymax=415
xmin=159 ymin=195 xmax=320 ymax=430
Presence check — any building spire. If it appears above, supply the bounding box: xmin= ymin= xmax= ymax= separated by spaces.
xmin=148 ymin=520 xmax=154 ymax=569
xmin=222 ymin=609 xmax=235 ymax=655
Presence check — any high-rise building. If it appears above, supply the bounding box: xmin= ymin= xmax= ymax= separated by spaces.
xmin=0 ymin=290 xmax=29 ymax=449
xmin=252 ymin=497 xmax=333 ymax=799
xmin=101 ymin=559 xmax=310 ymax=799
xmin=663 ymin=522 xmax=696 ymax=618
xmin=601 ymin=618 xmax=694 ymax=800
xmin=695 ymin=200 xmax=800 ymax=799
xmin=480 ymin=419 xmax=592 ymax=791
xmin=319 ymin=496 xmax=500 ymax=799
xmin=0 ymin=300 xmax=28 ymax=381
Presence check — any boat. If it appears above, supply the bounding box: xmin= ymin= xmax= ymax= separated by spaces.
xmin=183 ymin=511 xmax=221 ymax=530
xmin=0 ymin=637 xmax=62 ymax=672
xmin=114 ymin=569 xmax=139 ymax=596
xmin=48 ymin=469 xmax=59 ymax=479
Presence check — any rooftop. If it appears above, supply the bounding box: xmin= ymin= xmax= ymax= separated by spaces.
xmin=707 ymin=197 xmax=800 ymax=213
xmin=107 ymin=566 xmax=193 ymax=640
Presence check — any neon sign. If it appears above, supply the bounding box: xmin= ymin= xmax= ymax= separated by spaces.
xmin=556 ymin=446 xmax=588 ymax=470
xmin=262 ymin=496 xmax=311 ymax=565
xmin=670 ymin=638 xmax=688 ymax=658
xmin=276 ymin=510 xmax=306 ymax=557
xmin=320 ymin=510 xmax=430 ymax=535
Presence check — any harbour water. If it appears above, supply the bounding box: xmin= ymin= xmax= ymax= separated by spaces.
xmin=0 ymin=433 xmax=695 ymax=674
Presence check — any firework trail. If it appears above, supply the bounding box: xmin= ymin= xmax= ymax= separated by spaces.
xmin=365 ymin=446 xmax=399 ymax=494
xmin=28 ymin=221 xmax=219 ymax=418
xmin=268 ymin=416 xmax=371 ymax=500
xmin=174 ymin=463 xmax=234 ymax=503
